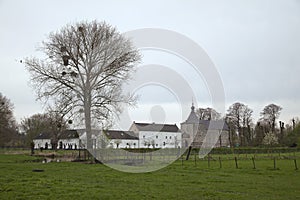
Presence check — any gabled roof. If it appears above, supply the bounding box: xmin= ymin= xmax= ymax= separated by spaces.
xmin=59 ymin=130 xmax=79 ymax=139
xmin=133 ymin=122 xmax=179 ymax=132
xmin=104 ymin=130 xmax=138 ymax=140
xmin=34 ymin=132 xmax=53 ymax=140
xmin=33 ymin=130 xmax=80 ymax=140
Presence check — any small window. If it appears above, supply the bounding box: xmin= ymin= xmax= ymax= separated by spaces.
xmin=165 ymin=136 xmax=167 ymax=139
xmin=143 ymin=135 xmax=145 ymax=138
xmin=156 ymin=135 xmax=158 ymax=139
xmin=156 ymin=144 xmax=158 ymax=147
xmin=163 ymin=142 xmax=166 ymax=146
xmin=169 ymin=136 xmax=172 ymax=139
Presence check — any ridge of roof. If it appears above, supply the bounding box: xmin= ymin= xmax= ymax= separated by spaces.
xmin=33 ymin=132 xmax=53 ymax=140
xmin=133 ymin=122 xmax=179 ymax=132
xmin=104 ymin=130 xmax=138 ymax=140
xmin=59 ymin=129 xmax=79 ymax=139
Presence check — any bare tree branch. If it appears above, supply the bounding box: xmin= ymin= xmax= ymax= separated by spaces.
xmin=24 ymin=20 xmax=141 ymax=148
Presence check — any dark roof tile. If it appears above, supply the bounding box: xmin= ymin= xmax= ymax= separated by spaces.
xmin=133 ymin=122 xmax=179 ymax=132
xmin=59 ymin=130 xmax=79 ymax=139
xmin=104 ymin=130 xmax=138 ymax=140
xmin=34 ymin=132 xmax=53 ymax=140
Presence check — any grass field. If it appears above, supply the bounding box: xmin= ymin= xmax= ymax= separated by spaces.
xmin=0 ymin=151 xmax=299 ymax=199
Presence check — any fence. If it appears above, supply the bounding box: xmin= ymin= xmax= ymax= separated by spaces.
xmin=180 ymin=148 xmax=299 ymax=170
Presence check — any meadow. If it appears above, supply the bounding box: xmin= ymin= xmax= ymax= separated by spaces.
xmin=0 ymin=150 xmax=299 ymax=200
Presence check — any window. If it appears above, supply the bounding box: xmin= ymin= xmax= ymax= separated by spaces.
xmin=165 ymin=136 xmax=167 ymax=139
xmin=156 ymin=144 xmax=158 ymax=147
xmin=143 ymin=135 xmax=145 ymax=138
xmin=169 ymin=136 xmax=172 ymax=139
xmin=156 ymin=135 xmax=158 ymax=139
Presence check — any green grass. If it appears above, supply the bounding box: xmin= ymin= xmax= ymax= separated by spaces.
xmin=0 ymin=152 xmax=299 ymax=199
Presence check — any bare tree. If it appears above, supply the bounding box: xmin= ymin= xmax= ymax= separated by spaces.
xmin=226 ymin=102 xmax=253 ymax=146
xmin=241 ymin=105 xmax=253 ymax=145
xmin=21 ymin=113 xmax=51 ymax=145
xmin=0 ymin=93 xmax=20 ymax=146
xmin=260 ymin=104 xmax=282 ymax=133
xmin=24 ymin=21 xmax=141 ymax=149
xmin=21 ymin=111 xmax=69 ymax=147
xmin=196 ymin=107 xmax=221 ymax=120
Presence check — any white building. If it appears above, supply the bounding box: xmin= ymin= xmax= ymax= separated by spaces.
xmin=57 ymin=130 xmax=80 ymax=150
xmin=32 ymin=123 xmax=183 ymax=150
xmin=129 ymin=122 xmax=182 ymax=148
xmin=33 ymin=130 xmax=83 ymax=150
xmin=33 ymin=132 xmax=52 ymax=149
xmin=102 ymin=130 xmax=139 ymax=149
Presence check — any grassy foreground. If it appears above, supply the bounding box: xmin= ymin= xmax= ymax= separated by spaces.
xmin=0 ymin=152 xmax=299 ymax=199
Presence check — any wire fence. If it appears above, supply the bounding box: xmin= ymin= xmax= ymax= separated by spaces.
xmin=1 ymin=146 xmax=299 ymax=170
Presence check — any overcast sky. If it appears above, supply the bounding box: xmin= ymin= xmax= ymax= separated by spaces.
xmin=0 ymin=0 xmax=299 ymax=128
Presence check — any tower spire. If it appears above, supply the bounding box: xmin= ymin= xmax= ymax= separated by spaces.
xmin=191 ymin=98 xmax=195 ymax=112
xmin=184 ymin=99 xmax=198 ymax=123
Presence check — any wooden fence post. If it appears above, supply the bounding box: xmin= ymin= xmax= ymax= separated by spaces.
xmin=252 ymin=157 xmax=256 ymax=169
xmin=219 ymin=156 xmax=222 ymax=168
xmin=234 ymin=157 xmax=238 ymax=169
xmin=294 ymin=159 xmax=298 ymax=170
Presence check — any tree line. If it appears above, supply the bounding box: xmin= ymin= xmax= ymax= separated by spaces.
xmin=196 ymin=103 xmax=299 ymax=147
xmin=0 ymin=91 xmax=299 ymax=148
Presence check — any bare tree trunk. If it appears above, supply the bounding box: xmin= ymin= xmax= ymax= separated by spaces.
xmin=84 ymin=82 xmax=92 ymax=150
xmin=84 ymin=107 xmax=92 ymax=149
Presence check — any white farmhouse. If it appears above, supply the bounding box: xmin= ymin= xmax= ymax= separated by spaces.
xmin=57 ymin=130 xmax=80 ymax=150
xmin=33 ymin=130 xmax=82 ymax=150
xmin=129 ymin=122 xmax=182 ymax=148
xmin=103 ymin=130 xmax=139 ymax=149
xmin=33 ymin=132 xmax=52 ymax=149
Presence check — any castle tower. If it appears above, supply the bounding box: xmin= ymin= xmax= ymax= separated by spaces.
xmin=180 ymin=103 xmax=230 ymax=148
xmin=180 ymin=103 xmax=200 ymax=147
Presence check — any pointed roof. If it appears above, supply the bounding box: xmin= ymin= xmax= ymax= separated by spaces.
xmin=184 ymin=103 xmax=199 ymax=124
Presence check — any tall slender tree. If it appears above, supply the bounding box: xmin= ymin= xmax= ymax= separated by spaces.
xmin=25 ymin=21 xmax=141 ymax=149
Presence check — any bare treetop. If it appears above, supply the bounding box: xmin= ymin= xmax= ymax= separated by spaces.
xmin=25 ymin=21 xmax=141 ymax=148
xmin=260 ymin=103 xmax=282 ymax=133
